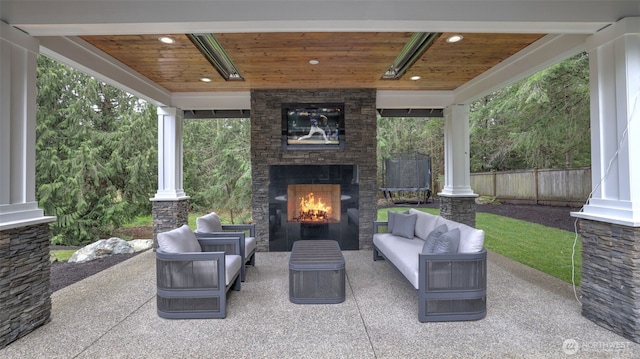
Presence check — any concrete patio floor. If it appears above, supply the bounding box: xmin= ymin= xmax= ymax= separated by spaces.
xmin=1 ymin=249 xmax=639 ymax=358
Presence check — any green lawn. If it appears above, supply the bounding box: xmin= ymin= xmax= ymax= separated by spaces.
xmin=476 ymin=212 xmax=581 ymax=285
xmin=377 ymin=207 xmax=581 ymax=285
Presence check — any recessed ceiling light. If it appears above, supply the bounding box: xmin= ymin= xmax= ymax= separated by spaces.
xmin=410 ymin=75 xmax=421 ymax=81
xmin=447 ymin=35 xmax=463 ymax=43
xmin=200 ymin=77 xmax=212 ymax=83
xmin=159 ymin=36 xmax=176 ymax=44
xmin=309 ymin=59 xmax=319 ymax=65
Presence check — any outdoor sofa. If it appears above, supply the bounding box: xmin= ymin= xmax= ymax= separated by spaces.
xmin=195 ymin=212 xmax=257 ymax=282
xmin=156 ymin=224 xmax=242 ymax=319
xmin=373 ymin=208 xmax=487 ymax=322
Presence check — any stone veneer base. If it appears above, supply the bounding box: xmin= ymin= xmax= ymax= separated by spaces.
xmin=439 ymin=196 xmax=477 ymax=228
xmin=0 ymin=223 xmax=52 ymax=349
xmin=579 ymin=219 xmax=640 ymax=343
xmin=152 ymin=199 xmax=190 ymax=249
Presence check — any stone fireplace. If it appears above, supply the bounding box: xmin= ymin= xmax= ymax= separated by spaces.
xmin=250 ymin=89 xmax=378 ymax=252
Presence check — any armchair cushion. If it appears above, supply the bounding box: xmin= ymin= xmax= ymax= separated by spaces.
xmin=246 ymin=236 xmax=257 ymax=257
xmin=224 ymin=254 xmax=242 ymax=286
xmin=157 ymin=225 xmax=202 ymax=253
xmin=168 ymin=255 xmax=241 ymax=287
xmin=196 ymin=212 xmax=224 ymax=232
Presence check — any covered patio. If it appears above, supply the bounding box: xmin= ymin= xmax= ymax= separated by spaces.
xmin=2 ymin=0 xmax=640 ymax=350
xmin=2 ymin=249 xmax=639 ymax=358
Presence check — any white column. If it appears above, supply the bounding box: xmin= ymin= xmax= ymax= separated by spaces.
xmin=152 ymin=106 xmax=188 ymax=200
xmin=439 ymin=104 xmax=477 ymax=197
xmin=573 ymin=17 xmax=640 ymax=226
xmin=0 ymin=22 xmax=55 ymax=230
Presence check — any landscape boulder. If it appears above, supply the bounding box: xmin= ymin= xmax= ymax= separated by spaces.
xmin=68 ymin=238 xmax=152 ymax=263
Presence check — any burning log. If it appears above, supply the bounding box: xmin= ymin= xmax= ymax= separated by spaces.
xmin=295 ymin=192 xmax=332 ymax=222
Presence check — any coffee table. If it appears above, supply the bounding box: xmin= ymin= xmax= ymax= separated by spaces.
xmin=289 ymin=240 xmax=346 ymax=304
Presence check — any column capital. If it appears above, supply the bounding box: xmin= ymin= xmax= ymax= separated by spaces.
xmin=587 ymin=17 xmax=640 ymax=51
xmin=157 ymin=106 xmax=183 ymax=117
xmin=0 ymin=21 xmax=39 ymax=52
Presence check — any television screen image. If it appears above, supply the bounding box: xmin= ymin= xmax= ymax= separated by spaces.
xmin=282 ymin=104 xmax=344 ymax=150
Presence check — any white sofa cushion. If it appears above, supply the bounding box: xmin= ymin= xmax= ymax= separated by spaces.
xmin=196 ymin=212 xmax=224 ymax=232
xmin=409 ymin=209 xmax=439 ymax=240
xmin=458 ymin=227 xmax=485 ymax=253
xmin=157 ymin=225 xmax=202 ymax=253
xmin=435 ymin=216 xmax=485 ymax=254
xmin=373 ymin=233 xmax=423 ymax=289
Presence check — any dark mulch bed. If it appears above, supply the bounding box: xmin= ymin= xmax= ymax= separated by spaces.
xmin=474 ymin=203 xmax=582 ymax=232
xmin=50 ymin=203 xmax=583 ymax=293
xmin=50 ymin=252 xmax=141 ymax=293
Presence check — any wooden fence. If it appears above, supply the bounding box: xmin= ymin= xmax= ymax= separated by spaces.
xmin=470 ymin=167 xmax=591 ymax=206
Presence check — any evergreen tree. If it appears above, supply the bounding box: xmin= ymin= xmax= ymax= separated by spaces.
xmin=183 ymin=118 xmax=252 ymax=223
xmin=470 ymin=53 xmax=590 ymax=171
xmin=36 ymin=56 xmax=157 ymax=245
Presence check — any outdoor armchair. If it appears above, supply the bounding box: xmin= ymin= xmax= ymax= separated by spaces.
xmin=156 ymin=225 xmax=242 ymax=319
xmin=195 ymin=212 xmax=256 ymax=282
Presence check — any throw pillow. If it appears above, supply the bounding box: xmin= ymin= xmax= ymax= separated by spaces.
xmin=391 ymin=213 xmax=417 ymax=239
xmin=433 ymin=228 xmax=461 ymax=254
xmin=422 ymin=224 xmax=448 ymax=253
xmin=157 ymin=224 xmax=202 ymax=253
xmin=387 ymin=211 xmax=398 ymax=233
xmin=196 ymin=212 xmax=223 ymax=232
xmin=387 ymin=210 xmax=409 ymax=233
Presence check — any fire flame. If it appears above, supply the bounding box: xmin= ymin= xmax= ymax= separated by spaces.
xmin=297 ymin=192 xmax=332 ymax=221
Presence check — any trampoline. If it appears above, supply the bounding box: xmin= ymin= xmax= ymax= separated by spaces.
xmin=379 ymin=152 xmax=432 ymax=204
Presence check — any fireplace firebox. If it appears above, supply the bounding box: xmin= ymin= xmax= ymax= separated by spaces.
xmin=287 ymin=184 xmax=341 ymax=223
xmin=269 ymin=165 xmax=359 ymax=251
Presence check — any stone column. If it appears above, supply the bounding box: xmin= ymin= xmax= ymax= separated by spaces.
xmin=151 ymin=107 xmax=189 ymax=247
xmin=572 ymin=17 xmax=640 ymax=342
xmin=438 ymin=104 xmax=478 ymax=227
xmin=0 ymin=22 xmax=56 ymax=349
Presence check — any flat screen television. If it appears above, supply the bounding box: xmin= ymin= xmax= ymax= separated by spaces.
xmin=282 ymin=103 xmax=345 ymax=150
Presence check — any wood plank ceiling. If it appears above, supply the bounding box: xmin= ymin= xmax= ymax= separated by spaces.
xmin=81 ymin=32 xmax=544 ymax=93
